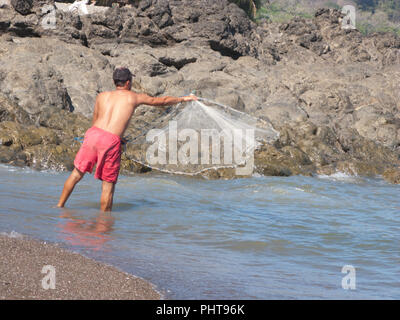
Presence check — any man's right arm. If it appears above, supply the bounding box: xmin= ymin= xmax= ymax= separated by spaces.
xmin=136 ymin=93 xmax=197 ymax=107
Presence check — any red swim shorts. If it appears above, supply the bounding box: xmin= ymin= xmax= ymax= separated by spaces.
xmin=74 ymin=126 xmax=122 ymax=183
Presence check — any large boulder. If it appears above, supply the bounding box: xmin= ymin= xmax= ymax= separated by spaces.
xmin=0 ymin=37 xmax=114 ymax=117
xmin=10 ymin=0 xmax=33 ymax=15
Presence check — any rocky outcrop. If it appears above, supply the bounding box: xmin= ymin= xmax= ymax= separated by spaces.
xmin=0 ymin=92 xmax=91 ymax=168
xmin=0 ymin=37 xmax=113 ymax=116
xmin=0 ymin=1 xmax=399 ymax=182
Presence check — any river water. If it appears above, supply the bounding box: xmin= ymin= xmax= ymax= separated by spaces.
xmin=0 ymin=164 xmax=399 ymax=299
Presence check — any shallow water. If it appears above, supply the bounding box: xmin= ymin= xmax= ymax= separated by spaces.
xmin=0 ymin=165 xmax=399 ymax=299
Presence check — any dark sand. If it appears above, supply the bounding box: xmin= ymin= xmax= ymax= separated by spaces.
xmin=0 ymin=235 xmax=161 ymax=300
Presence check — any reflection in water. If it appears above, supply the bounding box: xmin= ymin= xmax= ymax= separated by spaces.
xmin=57 ymin=209 xmax=115 ymax=251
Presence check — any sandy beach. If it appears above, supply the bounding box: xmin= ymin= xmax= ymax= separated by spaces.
xmin=0 ymin=234 xmax=161 ymax=300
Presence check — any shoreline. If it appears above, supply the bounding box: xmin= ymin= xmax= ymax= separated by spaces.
xmin=0 ymin=233 xmax=162 ymax=300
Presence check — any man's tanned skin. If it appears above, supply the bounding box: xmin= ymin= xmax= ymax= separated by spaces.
xmin=57 ymin=77 xmax=197 ymax=211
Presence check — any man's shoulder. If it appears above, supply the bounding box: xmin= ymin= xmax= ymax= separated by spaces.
xmin=96 ymin=91 xmax=110 ymax=100
xmin=127 ymin=91 xmax=142 ymax=104
xmin=128 ymin=90 xmax=140 ymax=97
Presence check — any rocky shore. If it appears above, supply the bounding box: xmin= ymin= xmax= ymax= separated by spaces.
xmin=0 ymin=0 xmax=400 ymax=182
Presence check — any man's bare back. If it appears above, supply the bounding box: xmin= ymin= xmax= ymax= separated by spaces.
xmin=92 ymin=90 xmax=136 ymax=137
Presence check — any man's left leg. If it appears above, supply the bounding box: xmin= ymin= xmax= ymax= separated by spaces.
xmin=100 ymin=181 xmax=115 ymax=212
xmin=57 ymin=168 xmax=85 ymax=208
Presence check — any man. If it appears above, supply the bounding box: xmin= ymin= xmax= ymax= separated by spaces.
xmin=57 ymin=67 xmax=197 ymax=211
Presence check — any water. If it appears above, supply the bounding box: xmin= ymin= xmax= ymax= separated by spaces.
xmin=0 ymin=164 xmax=399 ymax=299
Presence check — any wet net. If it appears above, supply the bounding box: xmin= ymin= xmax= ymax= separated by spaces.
xmin=129 ymin=98 xmax=279 ymax=175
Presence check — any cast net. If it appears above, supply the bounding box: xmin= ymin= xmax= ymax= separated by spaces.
xmin=129 ymin=98 xmax=279 ymax=175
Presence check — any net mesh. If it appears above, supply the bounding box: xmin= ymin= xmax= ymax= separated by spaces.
xmin=129 ymin=98 xmax=279 ymax=175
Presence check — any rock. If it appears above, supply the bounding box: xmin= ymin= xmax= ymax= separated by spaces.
xmin=120 ymin=158 xmax=152 ymax=175
xmin=24 ymin=144 xmax=76 ymax=170
xmin=11 ymin=0 xmax=33 ymax=15
xmin=335 ymin=160 xmax=384 ymax=177
xmin=200 ymin=167 xmax=240 ymax=180
xmin=0 ymin=146 xmax=15 ymax=163
xmin=0 ymin=134 xmax=13 ymax=146
xmin=0 ymin=37 xmax=114 ymax=117
xmin=254 ymin=145 xmax=314 ymax=176
xmin=383 ymin=168 xmax=400 ymax=184
xmin=280 ymin=146 xmax=312 ymax=166
xmin=0 ymin=0 xmax=11 ymax=9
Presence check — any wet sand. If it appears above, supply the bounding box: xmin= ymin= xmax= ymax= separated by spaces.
xmin=0 ymin=234 xmax=161 ymax=300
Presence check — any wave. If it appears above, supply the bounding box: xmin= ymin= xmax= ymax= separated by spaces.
xmin=316 ymin=171 xmax=359 ymax=181
xmin=0 ymin=230 xmax=23 ymax=239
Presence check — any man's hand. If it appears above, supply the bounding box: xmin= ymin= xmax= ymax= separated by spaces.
xmin=181 ymin=94 xmax=198 ymax=102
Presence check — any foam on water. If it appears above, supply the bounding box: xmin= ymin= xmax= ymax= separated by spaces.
xmin=0 ymin=163 xmax=62 ymax=175
xmin=317 ymin=171 xmax=359 ymax=181
xmin=0 ymin=230 xmax=23 ymax=239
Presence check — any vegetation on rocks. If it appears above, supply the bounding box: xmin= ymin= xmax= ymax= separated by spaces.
xmin=258 ymin=1 xmax=400 ymax=35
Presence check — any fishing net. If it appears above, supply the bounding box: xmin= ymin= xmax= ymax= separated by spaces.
xmin=129 ymin=98 xmax=279 ymax=175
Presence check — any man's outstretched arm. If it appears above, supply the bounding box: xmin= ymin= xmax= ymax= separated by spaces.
xmin=136 ymin=93 xmax=197 ymax=107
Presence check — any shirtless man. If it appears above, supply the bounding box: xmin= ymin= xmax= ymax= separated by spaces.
xmin=57 ymin=67 xmax=197 ymax=211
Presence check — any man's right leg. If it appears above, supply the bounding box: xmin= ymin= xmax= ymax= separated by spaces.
xmin=100 ymin=181 xmax=115 ymax=212
xmin=57 ymin=168 xmax=85 ymax=208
